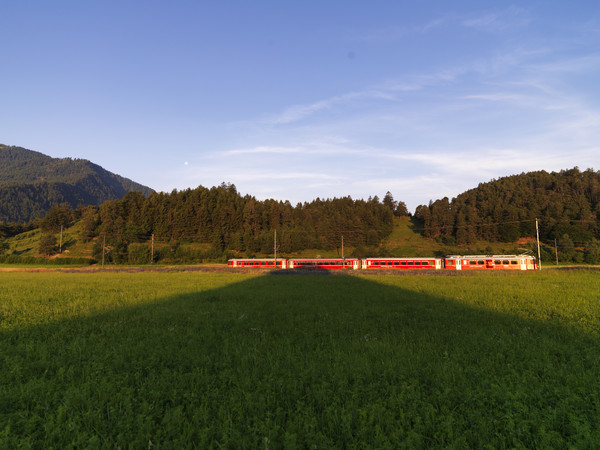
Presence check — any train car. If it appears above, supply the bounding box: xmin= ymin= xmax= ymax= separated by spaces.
xmin=287 ymin=258 xmax=360 ymax=270
xmin=361 ymin=257 xmax=442 ymax=270
xmin=444 ymin=255 xmax=537 ymax=271
xmin=228 ymin=258 xmax=287 ymax=269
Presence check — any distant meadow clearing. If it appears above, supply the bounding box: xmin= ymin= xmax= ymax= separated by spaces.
xmin=1 ymin=269 xmax=599 ymax=448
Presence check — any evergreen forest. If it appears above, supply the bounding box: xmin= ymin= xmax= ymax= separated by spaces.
xmin=0 ymin=145 xmax=153 ymax=223
xmin=413 ymin=167 xmax=600 ymax=263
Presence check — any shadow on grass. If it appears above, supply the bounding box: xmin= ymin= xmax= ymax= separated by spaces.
xmin=1 ymin=273 xmax=599 ymax=448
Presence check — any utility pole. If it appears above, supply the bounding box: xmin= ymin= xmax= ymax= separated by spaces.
xmin=554 ymin=238 xmax=559 ymax=265
xmin=536 ymin=218 xmax=542 ymax=270
xmin=59 ymin=225 xmax=63 ymax=254
xmin=151 ymin=234 xmax=154 ymax=264
xmin=102 ymin=234 xmax=106 ymax=269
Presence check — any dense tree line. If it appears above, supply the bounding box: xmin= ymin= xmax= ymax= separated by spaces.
xmin=40 ymin=183 xmax=395 ymax=262
xmin=0 ymin=145 xmax=153 ymax=223
xmin=414 ymin=168 xmax=600 ymax=262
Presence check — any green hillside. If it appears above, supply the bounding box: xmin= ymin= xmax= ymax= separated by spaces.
xmin=0 ymin=144 xmax=153 ymax=223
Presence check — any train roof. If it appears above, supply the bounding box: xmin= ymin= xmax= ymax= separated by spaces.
xmin=362 ymin=257 xmax=441 ymax=260
xmin=288 ymin=257 xmax=359 ymax=260
xmin=228 ymin=258 xmax=281 ymax=261
xmin=445 ymin=255 xmax=536 ymax=259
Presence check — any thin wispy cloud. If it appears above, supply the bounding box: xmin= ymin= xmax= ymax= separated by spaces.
xmin=348 ymin=17 xmax=449 ymax=43
xmin=268 ymin=89 xmax=395 ymax=125
xmin=462 ymin=6 xmax=531 ymax=32
xmin=223 ymin=146 xmax=303 ymax=156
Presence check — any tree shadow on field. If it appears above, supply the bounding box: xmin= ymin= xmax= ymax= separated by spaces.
xmin=2 ymin=272 xmax=600 ymax=448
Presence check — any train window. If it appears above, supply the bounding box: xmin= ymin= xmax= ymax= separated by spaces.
xmin=478 ymin=260 xmax=484 ymax=265
xmin=415 ymin=261 xmax=421 ymax=266
xmin=503 ymin=260 xmax=509 ymax=265
xmin=470 ymin=260 xmax=477 ymax=265
xmin=407 ymin=261 xmax=414 ymax=265
xmin=422 ymin=261 xmax=429 ymax=266
xmin=511 ymin=260 xmax=518 ymax=265
xmin=394 ymin=261 xmax=399 ymax=266
xmin=494 ymin=260 xmax=501 ymax=265
xmin=401 ymin=261 xmax=406 ymax=266
xmin=447 ymin=260 xmax=454 ymax=265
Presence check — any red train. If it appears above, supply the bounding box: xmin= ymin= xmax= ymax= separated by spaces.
xmin=228 ymin=255 xmax=538 ymax=271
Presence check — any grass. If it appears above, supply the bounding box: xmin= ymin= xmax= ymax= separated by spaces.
xmin=1 ymin=270 xmax=599 ymax=447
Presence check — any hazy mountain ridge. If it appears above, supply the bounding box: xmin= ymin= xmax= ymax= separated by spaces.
xmin=0 ymin=145 xmax=153 ymax=223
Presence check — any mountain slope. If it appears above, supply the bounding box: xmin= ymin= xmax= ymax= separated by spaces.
xmin=414 ymin=167 xmax=600 ymax=245
xmin=0 ymin=145 xmax=153 ymax=223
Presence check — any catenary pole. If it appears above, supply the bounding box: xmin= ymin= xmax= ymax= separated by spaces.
xmin=536 ymin=218 xmax=542 ymax=270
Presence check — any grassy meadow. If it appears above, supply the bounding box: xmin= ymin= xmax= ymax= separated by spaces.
xmin=1 ymin=269 xmax=600 ymax=448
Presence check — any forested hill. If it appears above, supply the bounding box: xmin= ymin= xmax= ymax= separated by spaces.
xmin=414 ymin=167 xmax=600 ymax=246
xmin=89 ymin=184 xmax=396 ymax=257
xmin=0 ymin=145 xmax=153 ymax=223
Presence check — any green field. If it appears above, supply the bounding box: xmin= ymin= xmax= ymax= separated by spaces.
xmin=1 ymin=270 xmax=599 ymax=447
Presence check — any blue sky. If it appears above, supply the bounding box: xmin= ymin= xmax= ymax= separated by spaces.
xmin=1 ymin=1 xmax=599 ymax=211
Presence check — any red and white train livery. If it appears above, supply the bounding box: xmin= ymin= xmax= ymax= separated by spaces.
xmin=228 ymin=254 xmax=537 ymax=271
xmin=444 ymin=255 xmax=538 ymax=271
